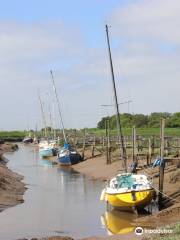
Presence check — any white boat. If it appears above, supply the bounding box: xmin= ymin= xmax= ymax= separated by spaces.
xmin=39 ymin=140 xmax=57 ymax=158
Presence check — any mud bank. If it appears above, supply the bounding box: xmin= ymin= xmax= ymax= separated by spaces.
xmin=17 ymin=233 xmax=141 ymax=240
xmin=18 ymin=237 xmax=73 ymax=240
xmin=0 ymin=143 xmax=26 ymax=212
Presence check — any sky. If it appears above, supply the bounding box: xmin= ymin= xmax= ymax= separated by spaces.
xmin=0 ymin=0 xmax=180 ymax=130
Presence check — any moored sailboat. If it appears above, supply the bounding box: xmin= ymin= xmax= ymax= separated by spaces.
xmin=100 ymin=25 xmax=155 ymax=209
xmin=38 ymin=93 xmax=58 ymax=158
xmin=50 ymin=70 xmax=82 ymax=165
xmin=39 ymin=140 xmax=57 ymax=157
xmin=58 ymin=143 xmax=82 ymax=165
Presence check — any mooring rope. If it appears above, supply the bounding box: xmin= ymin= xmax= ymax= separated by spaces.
xmin=152 ymin=185 xmax=180 ymax=204
xmin=140 ymin=166 xmax=180 ymax=204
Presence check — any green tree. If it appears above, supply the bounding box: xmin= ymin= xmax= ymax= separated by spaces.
xmin=167 ymin=112 xmax=180 ymax=128
xmin=97 ymin=116 xmax=110 ymax=129
xmin=132 ymin=114 xmax=149 ymax=127
xmin=148 ymin=112 xmax=171 ymax=127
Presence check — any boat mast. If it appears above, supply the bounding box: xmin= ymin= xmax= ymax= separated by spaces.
xmin=50 ymin=70 xmax=67 ymax=143
xmin=105 ymin=25 xmax=127 ymax=172
xmin=38 ymin=93 xmax=48 ymax=139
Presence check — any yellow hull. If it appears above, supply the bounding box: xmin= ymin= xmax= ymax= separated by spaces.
xmin=106 ymin=189 xmax=155 ymax=208
xmin=102 ymin=210 xmax=136 ymax=234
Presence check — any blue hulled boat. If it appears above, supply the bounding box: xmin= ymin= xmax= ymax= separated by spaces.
xmin=58 ymin=143 xmax=82 ymax=165
xmin=51 ymin=70 xmax=82 ymax=165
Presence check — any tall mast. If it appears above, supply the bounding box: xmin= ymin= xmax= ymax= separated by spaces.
xmin=38 ymin=93 xmax=48 ymax=139
xmin=105 ymin=25 xmax=127 ymax=172
xmin=50 ymin=70 xmax=67 ymax=143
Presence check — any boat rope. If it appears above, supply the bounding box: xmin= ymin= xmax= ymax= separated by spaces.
xmin=152 ymin=185 xmax=180 ymax=204
xmin=140 ymin=167 xmax=180 ymax=204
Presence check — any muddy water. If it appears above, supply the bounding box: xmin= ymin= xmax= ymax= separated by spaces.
xmin=0 ymin=144 xmax=137 ymax=240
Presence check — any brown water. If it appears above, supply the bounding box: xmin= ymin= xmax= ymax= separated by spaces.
xmin=0 ymin=144 xmax=139 ymax=240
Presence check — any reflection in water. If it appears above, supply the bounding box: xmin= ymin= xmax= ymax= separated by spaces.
xmin=0 ymin=144 xmax=106 ymax=240
xmin=101 ymin=209 xmax=136 ymax=235
xmin=39 ymin=159 xmax=54 ymax=168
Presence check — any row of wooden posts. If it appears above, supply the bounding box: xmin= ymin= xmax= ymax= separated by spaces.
xmin=71 ymin=123 xmax=180 ymax=165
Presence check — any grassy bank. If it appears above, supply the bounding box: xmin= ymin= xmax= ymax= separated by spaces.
xmin=1 ymin=128 xmax=180 ymax=140
xmin=0 ymin=131 xmax=26 ymax=139
xmin=86 ymin=128 xmax=180 ymax=137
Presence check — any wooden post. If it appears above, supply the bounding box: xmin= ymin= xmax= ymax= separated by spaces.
xmin=147 ymin=138 xmax=152 ymax=165
xmin=152 ymin=135 xmax=155 ymax=156
xmin=92 ymin=135 xmax=96 ymax=157
xmin=178 ymin=138 xmax=180 ymax=157
xmin=158 ymin=118 xmax=165 ymax=208
xmin=166 ymin=138 xmax=169 ymax=156
xmin=105 ymin=120 xmax=108 ymax=164
xmin=82 ymin=128 xmax=86 ymax=160
xmin=73 ymin=129 xmax=77 ymax=150
xmin=107 ymin=120 xmax=111 ymax=164
xmin=106 ymin=119 xmax=111 ymax=164
xmin=132 ymin=126 xmax=137 ymax=163
xmin=102 ymin=136 xmax=105 ymax=150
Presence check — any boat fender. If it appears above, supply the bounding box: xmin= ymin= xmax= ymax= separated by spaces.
xmin=100 ymin=189 xmax=106 ymax=201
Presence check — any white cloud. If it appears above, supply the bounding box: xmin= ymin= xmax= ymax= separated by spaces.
xmin=107 ymin=0 xmax=180 ymax=115
xmin=111 ymin=0 xmax=180 ymax=44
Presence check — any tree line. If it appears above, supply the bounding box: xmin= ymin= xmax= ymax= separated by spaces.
xmin=97 ymin=112 xmax=180 ymax=129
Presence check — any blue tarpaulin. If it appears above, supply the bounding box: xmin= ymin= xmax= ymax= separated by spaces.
xmin=153 ymin=158 xmax=165 ymax=167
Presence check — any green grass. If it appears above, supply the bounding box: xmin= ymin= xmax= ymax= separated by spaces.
xmin=86 ymin=128 xmax=180 ymax=137
xmin=0 ymin=131 xmax=26 ymax=138
xmin=1 ymin=128 xmax=180 ymax=139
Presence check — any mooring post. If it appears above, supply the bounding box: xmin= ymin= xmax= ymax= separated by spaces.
xmin=158 ymin=118 xmax=165 ymax=208
xmin=107 ymin=120 xmax=111 ymax=164
xmin=102 ymin=136 xmax=105 ymax=150
xmin=92 ymin=135 xmax=96 ymax=157
xmin=105 ymin=120 xmax=109 ymax=164
xmin=152 ymin=135 xmax=155 ymax=156
xmin=82 ymin=128 xmax=86 ymax=160
xmin=74 ymin=129 xmax=77 ymax=150
xmin=106 ymin=119 xmax=111 ymax=164
xmin=177 ymin=138 xmax=180 ymax=157
xmin=147 ymin=138 xmax=152 ymax=165
xmin=132 ymin=126 xmax=137 ymax=163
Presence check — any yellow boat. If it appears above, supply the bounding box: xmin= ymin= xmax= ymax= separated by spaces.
xmin=101 ymin=209 xmax=136 ymax=235
xmin=100 ymin=173 xmax=155 ymax=209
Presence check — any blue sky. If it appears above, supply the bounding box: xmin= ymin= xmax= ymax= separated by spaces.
xmin=0 ymin=1 xmax=126 ymax=21
xmin=0 ymin=0 xmax=129 ymax=47
xmin=0 ymin=0 xmax=179 ymax=130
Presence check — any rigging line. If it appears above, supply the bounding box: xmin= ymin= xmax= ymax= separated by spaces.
xmin=50 ymin=70 xmax=67 ymax=143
